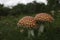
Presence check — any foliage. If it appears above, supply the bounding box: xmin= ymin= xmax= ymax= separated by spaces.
xmin=0 ymin=0 xmax=60 ymax=40
xmin=0 ymin=13 xmax=60 ymax=40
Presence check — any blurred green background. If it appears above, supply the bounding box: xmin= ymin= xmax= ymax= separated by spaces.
xmin=0 ymin=0 xmax=60 ymax=40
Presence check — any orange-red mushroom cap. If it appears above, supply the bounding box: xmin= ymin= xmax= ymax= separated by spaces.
xmin=34 ymin=13 xmax=54 ymax=22
xmin=17 ymin=16 xmax=37 ymax=29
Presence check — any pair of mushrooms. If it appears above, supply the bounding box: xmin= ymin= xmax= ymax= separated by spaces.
xmin=17 ymin=13 xmax=54 ymax=38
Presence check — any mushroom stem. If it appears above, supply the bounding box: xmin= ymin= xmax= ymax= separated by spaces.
xmin=38 ymin=24 xmax=44 ymax=36
xmin=28 ymin=29 xmax=34 ymax=38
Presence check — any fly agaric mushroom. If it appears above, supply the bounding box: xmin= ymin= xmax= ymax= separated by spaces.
xmin=34 ymin=13 xmax=54 ymax=36
xmin=17 ymin=16 xmax=37 ymax=38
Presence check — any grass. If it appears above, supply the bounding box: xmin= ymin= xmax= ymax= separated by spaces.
xmin=0 ymin=13 xmax=60 ymax=40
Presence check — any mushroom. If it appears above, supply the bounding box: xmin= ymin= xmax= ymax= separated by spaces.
xmin=34 ymin=13 xmax=54 ymax=36
xmin=17 ymin=16 xmax=37 ymax=38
